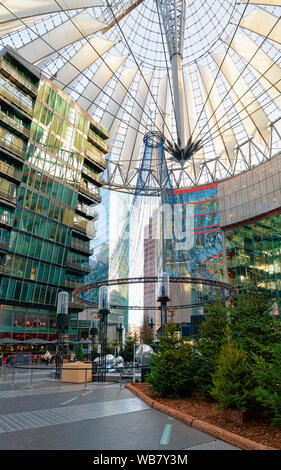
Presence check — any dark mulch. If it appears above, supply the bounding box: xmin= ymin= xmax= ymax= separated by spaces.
xmin=133 ymin=383 xmax=281 ymax=450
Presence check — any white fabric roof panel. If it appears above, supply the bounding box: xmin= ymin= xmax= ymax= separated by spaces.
xmin=238 ymin=9 xmax=281 ymax=46
xmin=120 ymin=72 xmax=153 ymax=178
xmin=100 ymin=66 xmax=138 ymax=131
xmin=212 ymin=52 xmax=269 ymax=146
xmin=0 ymin=1 xmax=104 ymax=23
xmin=53 ymin=36 xmax=115 ymax=89
xmin=155 ymin=74 xmax=172 ymax=139
xmin=182 ymin=72 xmax=204 ymax=180
xmin=198 ymin=65 xmax=237 ymax=167
xmin=77 ymin=54 xmax=127 ymax=114
xmin=17 ymin=13 xmax=106 ymax=64
xmin=227 ymin=33 xmax=281 ymax=111
xmin=241 ymin=0 xmax=281 ymax=5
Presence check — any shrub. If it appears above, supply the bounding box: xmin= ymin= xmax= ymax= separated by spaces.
xmin=147 ymin=323 xmax=197 ymax=398
xmin=231 ymin=289 xmax=281 ymax=363
xmin=192 ymin=297 xmax=230 ymax=399
xmin=211 ymin=340 xmax=256 ymax=413
xmin=253 ymin=345 xmax=281 ymax=428
xmin=75 ymin=343 xmax=85 ymax=361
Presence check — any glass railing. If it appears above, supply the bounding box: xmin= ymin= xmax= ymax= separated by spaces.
xmin=0 ymin=187 xmax=17 ymax=204
xmin=76 ymin=202 xmax=96 ymax=217
xmin=0 ymin=238 xmax=9 ymax=250
xmin=67 ymin=258 xmax=90 ymax=273
xmin=0 ymin=160 xmax=21 ymax=181
xmin=79 ymin=183 xmax=101 ymax=202
xmin=88 ymin=128 xmax=109 ymax=154
xmin=73 ymin=219 xmax=87 ymax=233
xmin=64 ymin=279 xmax=82 ymax=289
xmin=0 ymin=213 xmax=13 ymax=226
xmin=0 ymin=83 xmax=33 ymax=116
xmin=0 ymin=59 xmax=38 ymax=97
xmin=82 ymin=166 xmax=104 ymax=185
xmin=0 ymin=110 xmax=30 ymax=138
xmin=0 ymin=134 xmax=26 ymax=159
xmin=70 ymin=239 xmax=93 ymax=255
xmin=85 ymin=143 xmax=106 ymax=169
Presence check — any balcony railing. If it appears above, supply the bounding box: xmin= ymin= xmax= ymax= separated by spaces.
xmin=85 ymin=145 xmax=106 ymax=170
xmin=67 ymin=259 xmax=91 ymax=273
xmin=0 ymin=135 xmax=26 ymax=160
xmin=0 ymin=59 xmax=38 ymax=98
xmin=0 ymin=214 xmax=13 ymax=227
xmin=73 ymin=220 xmax=87 ymax=234
xmin=0 ymin=160 xmax=22 ymax=181
xmin=64 ymin=279 xmax=82 ymax=289
xmin=0 ymin=110 xmax=30 ymax=139
xmin=82 ymin=166 xmax=105 ymax=186
xmin=88 ymin=128 xmax=110 ymax=154
xmin=0 ymin=188 xmax=17 ymax=204
xmin=69 ymin=300 xmax=85 ymax=310
xmin=76 ymin=202 xmax=96 ymax=218
xmin=0 ymin=84 xmax=33 ymax=117
xmin=0 ymin=239 xmax=9 ymax=251
xmin=70 ymin=239 xmax=93 ymax=255
xmin=79 ymin=183 xmax=101 ymax=203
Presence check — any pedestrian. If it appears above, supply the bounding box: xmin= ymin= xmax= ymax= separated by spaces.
xmin=0 ymin=353 xmax=2 ymax=366
xmin=44 ymin=350 xmax=51 ymax=365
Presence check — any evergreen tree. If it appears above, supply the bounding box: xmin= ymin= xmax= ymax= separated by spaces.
xmin=192 ymin=297 xmax=230 ymax=399
xmin=253 ymin=345 xmax=281 ymax=428
xmin=75 ymin=343 xmax=85 ymax=361
xmin=211 ymin=339 xmax=256 ymax=413
xmin=231 ymin=289 xmax=281 ymax=363
xmin=140 ymin=316 xmax=154 ymax=346
xmin=122 ymin=334 xmax=137 ymax=362
xmin=147 ymin=323 xmax=197 ymax=398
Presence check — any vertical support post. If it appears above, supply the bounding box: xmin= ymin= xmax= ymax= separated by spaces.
xmin=133 ymin=343 xmax=136 ymax=383
xmin=55 ymin=291 xmax=69 ymax=380
xmin=98 ymin=286 xmax=110 ymax=383
xmin=84 ymin=367 xmax=89 ymax=390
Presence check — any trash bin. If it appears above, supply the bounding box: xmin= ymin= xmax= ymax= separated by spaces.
xmin=61 ymin=361 xmax=92 ymax=383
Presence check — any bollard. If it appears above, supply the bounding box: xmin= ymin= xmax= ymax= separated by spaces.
xmin=84 ymin=367 xmax=89 ymax=390
xmin=4 ymin=364 xmax=7 ymax=384
xmin=119 ymin=368 xmax=123 ymax=389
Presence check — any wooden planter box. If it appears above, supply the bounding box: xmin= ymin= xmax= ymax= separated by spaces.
xmin=61 ymin=361 xmax=92 ymax=383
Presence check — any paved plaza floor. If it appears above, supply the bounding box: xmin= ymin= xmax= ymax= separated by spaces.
xmin=0 ymin=366 xmax=240 ymax=451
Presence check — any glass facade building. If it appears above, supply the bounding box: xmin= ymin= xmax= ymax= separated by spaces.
xmin=0 ymin=47 xmax=109 ymax=350
xmin=163 ymin=183 xmax=224 ymax=329
xmin=225 ymin=209 xmax=281 ymax=310
xmin=86 ymin=188 xmax=130 ymax=334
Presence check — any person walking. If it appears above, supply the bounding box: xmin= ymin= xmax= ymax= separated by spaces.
xmin=44 ymin=350 xmax=51 ymax=366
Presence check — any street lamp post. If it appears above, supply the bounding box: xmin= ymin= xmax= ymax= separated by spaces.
xmin=117 ymin=316 xmax=123 ymax=354
xmin=90 ymin=314 xmax=98 ymax=361
xmin=55 ymin=291 xmax=69 ymax=380
xmin=149 ymin=315 xmax=155 ymax=343
xmin=157 ymin=272 xmax=170 ymax=334
xmin=98 ymin=286 xmax=110 ymax=382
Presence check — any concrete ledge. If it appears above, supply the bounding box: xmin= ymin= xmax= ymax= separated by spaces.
xmin=126 ymin=383 xmax=276 ymax=451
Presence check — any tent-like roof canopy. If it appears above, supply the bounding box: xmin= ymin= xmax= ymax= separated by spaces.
xmin=1 ymin=0 xmax=281 ymax=192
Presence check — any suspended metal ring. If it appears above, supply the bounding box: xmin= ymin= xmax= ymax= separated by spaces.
xmin=73 ymin=276 xmax=238 ymax=310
